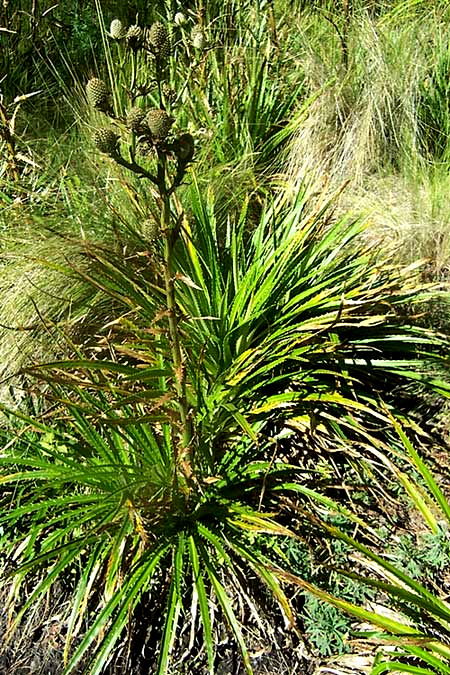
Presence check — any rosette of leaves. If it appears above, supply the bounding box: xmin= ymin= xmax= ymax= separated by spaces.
xmin=2 ymin=182 xmax=449 ymax=673
xmin=0 ymin=390 xmax=312 ymax=675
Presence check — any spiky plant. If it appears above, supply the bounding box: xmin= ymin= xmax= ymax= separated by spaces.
xmin=145 ymin=108 xmax=174 ymax=139
xmin=285 ymin=416 xmax=450 ymax=675
xmin=109 ymin=18 xmax=126 ymax=40
xmin=125 ymin=106 xmax=146 ymax=133
xmin=191 ymin=24 xmax=206 ymax=50
xmin=148 ymin=21 xmax=170 ymax=57
xmin=92 ymin=127 xmax=118 ymax=155
xmin=3 ymin=170 xmax=450 ymax=673
xmin=85 ymin=78 xmax=110 ymax=112
xmin=1 ymin=4 xmax=450 ymax=675
xmin=126 ymin=24 xmax=144 ymax=52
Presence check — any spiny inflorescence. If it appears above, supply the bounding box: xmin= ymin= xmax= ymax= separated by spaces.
xmin=142 ymin=218 xmax=160 ymax=241
xmin=86 ymin=78 xmax=110 ymax=111
xmin=148 ymin=22 xmax=169 ymax=52
xmin=126 ymin=107 xmax=146 ymax=134
xmin=91 ymin=15 xmax=196 ymax=177
xmin=110 ymin=19 xmax=126 ymax=40
xmin=93 ymin=128 xmax=119 ymax=154
xmin=126 ymin=24 xmax=144 ymax=51
xmin=191 ymin=25 xmax=206 ymax=50
xmin=145 ymin=109 xmax=174 ymax=140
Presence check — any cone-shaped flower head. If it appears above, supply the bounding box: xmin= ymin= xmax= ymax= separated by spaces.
xmin=145 ymin=109 xmax=174 ymax=139
xmin=148 ymin=21 xmax=169 ymax=51
xmin=157 ymin=39 xmax=171 ymax=60
xmin=110 ymin=19 xmax=126 ymax=39
xmin=86 ymin=78 xmax=110 ymax=111
xmin=162 ymin=83 xmax=176 ymax=102
xmin=126 ymin=107 xmax=146 ymax=133
xmin=156 ymin=40 xmax=172 ymax=61
xmin=191 ymin=24 xmax=206 ymax=50
xmin=142 ymin=218 xmax=159 ymax=241
xmin=174 ymin=12 xmax=186 ymax=26
xmin=93 ymin=128 xmax=119 ymax=155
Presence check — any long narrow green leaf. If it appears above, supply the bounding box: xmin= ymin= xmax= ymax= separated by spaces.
xmin=270 ymin=565 xmax=450 ymax=658
xmin=188 ymin=535 xmax=215 ymax=675
xmin=65 ymin=544 xmax=170 ymax=675
xmin=389 ymin=415 xmax=450 ymax=526
xmin=199 ymin=540 xmax=253 ymax=675
xmin=157 ymin=574 xmax=182 ymax=675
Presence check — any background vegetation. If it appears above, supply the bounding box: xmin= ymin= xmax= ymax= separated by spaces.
xmin=1 ymin=0 xmax=449 ymax=674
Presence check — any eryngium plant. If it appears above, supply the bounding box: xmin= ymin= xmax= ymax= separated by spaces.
xmin=85 ymin=19 xmax=196 ymax=494
xmin=2 ymin=9 xmax=450 ymax=675
xmin=3 ymin=181 xmax=450 ymax=673
xmin=1 ymin=15 xmax=310 ymax=675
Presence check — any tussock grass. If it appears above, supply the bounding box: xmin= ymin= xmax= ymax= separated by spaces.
xmin=338 ymin=169 xmax=450 ymax=268
xmin=0 ymin=235 xmax=95 ymax=408
xmin=280 ymin=3 xmax=450 ymax=282
xmin=286 ymin=12 xmax=430 ymax=183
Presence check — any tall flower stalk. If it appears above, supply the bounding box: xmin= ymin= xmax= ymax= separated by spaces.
xmin=87 ymin=20 xmax=196 ymax=494
xmin=158 ymin=150 xmax=194 ymax=489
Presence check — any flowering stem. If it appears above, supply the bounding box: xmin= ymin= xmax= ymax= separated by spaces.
xmin=157 ymin=152 xmax=194 ymax=492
